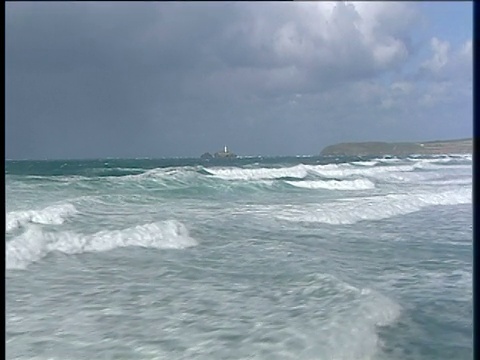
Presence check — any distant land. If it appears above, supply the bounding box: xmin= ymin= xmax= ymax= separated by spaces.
xmin=320 ymin=138 xmax=472 ymax=156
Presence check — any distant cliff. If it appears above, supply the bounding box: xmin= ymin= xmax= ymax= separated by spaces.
xmin=320 ymin=138 xmax=472 ymax=156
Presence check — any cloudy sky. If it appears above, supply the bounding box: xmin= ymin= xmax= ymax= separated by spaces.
xmin=6 ymin=1 xmax=473 ymax=159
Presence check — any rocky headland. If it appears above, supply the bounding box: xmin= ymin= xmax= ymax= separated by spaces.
xmin=320 ymin=138 xmax=472 ymax=156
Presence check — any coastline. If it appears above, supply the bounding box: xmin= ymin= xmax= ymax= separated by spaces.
xmin=320 ymin=138 xmax=472 ymax=156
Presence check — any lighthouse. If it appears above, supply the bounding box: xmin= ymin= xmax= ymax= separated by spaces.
xmin=213 ymin=145 xmax=236 ymax=159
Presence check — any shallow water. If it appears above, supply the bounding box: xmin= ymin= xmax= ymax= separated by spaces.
xmin=6 ymin=154 xmax=472 ymax=359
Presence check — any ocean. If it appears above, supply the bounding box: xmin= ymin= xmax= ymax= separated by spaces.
xmin=5 ymin=154 xmax=472 ymax=360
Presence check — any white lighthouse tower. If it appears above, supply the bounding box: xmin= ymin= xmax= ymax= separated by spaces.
xmin=224 ymin=145 xmax=228 ymax=153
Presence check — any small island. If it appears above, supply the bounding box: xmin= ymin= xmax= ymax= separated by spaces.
xmin=320 ymin=138 xmax=472 ymax=156
xmin=200 ymin=146 xmax=237 ymax=159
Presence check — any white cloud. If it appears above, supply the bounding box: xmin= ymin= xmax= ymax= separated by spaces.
xmin=349 ymin=2 xmax=416 ymax=68
xmin=455 ymin=39 xmax=473 ymax=80
xmin=421 ymin=37 xmax=450 ymax=73
xmin=379 ymin=83 xmax=409 ymax=110
xmin=419 ymin=37 xmax=472 ymax=81
xmin=380 ymin=98 xmax=394 ymax=110
xmin=203 ymin=2 xmax=420 ymax=96
xmin=460 ymin=39 xmax=472 ymax=59
xmin=411 ymin=35 xmax=471 ymax=113
xmin=391 ymin=81 xmax=414 ymax=94
xmin=418 ymin=81 xmax=451 ymax=107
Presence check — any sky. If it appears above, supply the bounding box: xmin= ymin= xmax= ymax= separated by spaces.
xmin=5 ymin=1 xmax=473 ymax=159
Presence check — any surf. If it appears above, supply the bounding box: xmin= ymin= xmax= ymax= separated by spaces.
xmin=6 ymin=220 xmax=197 ymax=270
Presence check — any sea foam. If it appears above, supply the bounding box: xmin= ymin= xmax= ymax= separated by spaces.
xmin=207 ymin=162 xmax=415 ymax=182
xmin=6 ymin=220 xmax=197 ymax=270
xmin=282 ymin=273 xmax=401 ymax=360
xmin=285 ymin=179 xmax=375 ymax=190
xmin=207 ymin=164 xmax=309 ymax=181
xmin=6 ymin=203 xmax=78 ymax=233
xmin=274 ymin=188 xmax=472 ymax=224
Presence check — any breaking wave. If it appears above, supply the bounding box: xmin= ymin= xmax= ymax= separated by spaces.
xmin=6 ymin=203 xmax=78 ymax=233
xmin=278 ymin=273 xmax=402 ymax=360
xmin=285 ymin=179 xmax=375 ymax=190
xmin=7 ymin=156 xmax=470 ymax=195
xmin=6 ymin=220 xmax=197 ymax=270
xmin=274 ymin=187 xmax=472 ymax=224
xmin=206 ymin=165 xmax=310 ymax=181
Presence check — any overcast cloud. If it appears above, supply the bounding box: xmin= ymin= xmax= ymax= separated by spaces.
xmin=5 ymin=1 xmax=473 ymax=159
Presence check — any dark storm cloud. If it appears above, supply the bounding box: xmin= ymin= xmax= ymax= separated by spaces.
xmin=6 ymin=2 xmax=472 ymax=159
xmin=6 ymin=2 xmax=255 ymax=158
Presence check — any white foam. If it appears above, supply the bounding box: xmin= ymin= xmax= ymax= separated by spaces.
xmin=305 ymin=163 xmax=416 ymax=179
xmin=293 ymin=273 xmax=401 ymax=360
xmin=426 ymin=178 xmax=472 ymax=186
xmin=409 ymin=154 xmax=472 ymax=161
xmin=351 ymin=160 xmax=379 ymax=166
xmin=370 ymin=170 xmax=446 ymax=183
xmin=344 ymin=289 xmax=401 ymax=358
xmin=207 ymin=164 xmax=309 ymax=181
xmin=285 ymin=179 xmax=375 ymax=190
xmin=376 ymin=157 xmax=403 ymax=163
xmin=90 ymin=159 xmax=471 ymax=188
xmin=275 ymin=188 xmax=471 ymax=225
xmin=408 ymin=156 xmax=450 ymax=162
xmin=25 ymin=175 xmax=89 ymax=182
xmin=363 ymin=163 xmax=470 ymax=184
xmin=412 ymin=161 xmax=472 ymax=170
xmin=6 ymin=220 xmax=197 ymax=270
xmin=207 ymin=162 xmax=416 ymax=182
xmin=102 ymin=166 xmax=199 ymax=185
xmin=6 ymin=203 xmax=78 ymax=233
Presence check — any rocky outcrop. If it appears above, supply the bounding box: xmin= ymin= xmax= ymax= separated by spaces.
xmin=320 ymin=138 xmax=472 ymax=156
xmin=200 ymin=152 xmax=213 ymax=160
xmin=201 ymin=146 xmax=237 ymax=159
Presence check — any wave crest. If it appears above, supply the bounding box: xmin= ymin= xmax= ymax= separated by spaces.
xmin=274 ymin=188 xmax=472 ymax=224
xmin=285 ymin=179 xmax=375 ymax=190
xmin=207 ymin=165 xmax=309 ymax=181
xmin=6 ymin=220 xmax=197 ymax=270
xmin=6 ymin=203 xmax=78 ymax=233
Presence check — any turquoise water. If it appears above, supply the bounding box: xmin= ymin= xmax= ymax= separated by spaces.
xmin=5 ymin=155 xmax=472 ymax=359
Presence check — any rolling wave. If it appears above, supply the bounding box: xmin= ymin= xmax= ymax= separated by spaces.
xmin=276 ymin=273 xmax=401 ymax=359
xmin=246 ymin=187 xmax=472 ymax=225
xmin=6 ymin=203 xmax=78 ymax=233
xmin=5 ymin=156 xmax=471 ymax=203
xmin=6 ymin=220 xmax=197 ymax=270
xmin=206 ymin=164 xmax=310 ymax=181
xmin=285 ymin=179 xmax=375 ymax=190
